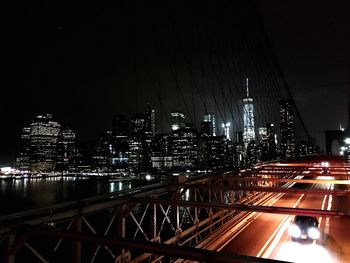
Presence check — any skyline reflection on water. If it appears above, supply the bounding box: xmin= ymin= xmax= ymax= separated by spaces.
xmin=0 ymin=177 xmax=134 ymax=215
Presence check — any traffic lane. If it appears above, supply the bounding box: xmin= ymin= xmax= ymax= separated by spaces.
xmin=269 ymin=181 xmax=345 ymax=263
xmin=325 ymin=183 xmax=350 ymax=262
xmin=257 ymin=183 xmax=328 ymax=260
xmin=220 ymin=192 xmax=303 ymax=257
xmin=220 ymin=180 xmax=332 ymax=260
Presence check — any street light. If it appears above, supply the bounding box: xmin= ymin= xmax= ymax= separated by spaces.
xmin=345 ymin=138 xmax=350 ymax=145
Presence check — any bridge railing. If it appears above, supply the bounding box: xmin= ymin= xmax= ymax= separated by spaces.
xmin=1 ymin=160 xmax=350 ymax=262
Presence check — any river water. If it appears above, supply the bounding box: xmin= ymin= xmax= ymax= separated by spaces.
xmin=0 ymin=177 xmax=153 ymax=215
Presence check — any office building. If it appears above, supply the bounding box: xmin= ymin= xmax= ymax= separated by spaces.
xmin=279 ymin=99 xmax=296 ymax=159
xmin=222 ymin=122 xmax=231 ymax=140
xmin=203 ymin=112 xmax=216 ymax=136
xmin=16 ymin=127 xmax=31 ymax=171
xmin=30 ymin=114 xmax=61 ymax=171
xmin=56 ymin=127 xmax=76 ymax=171
xmin=171 ymin=127 xmax=198 ymax=170
xmin=171 ymin=110 xmax=185 ymax=131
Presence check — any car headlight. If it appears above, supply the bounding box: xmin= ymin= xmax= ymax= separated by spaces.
xmin=288 ymin=224 xmax=301 ymax=238
xmin=308 ymin=227 xmax=320 ymax=239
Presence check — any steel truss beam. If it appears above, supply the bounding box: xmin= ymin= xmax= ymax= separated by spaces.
xmin=251 ymin=171 xmax=350 ymax=177
xmin=224 ymin=177 xmax=350 ymax=184
xmin=17 ymin=225 xmax=285 ymax=263
xmin=134 ymin=199 xmax=350 ymax=218
xmin=188 ymin=184 xmax=350 ymax=196
xmin=0 ymin=182 xmax=176 ymax=234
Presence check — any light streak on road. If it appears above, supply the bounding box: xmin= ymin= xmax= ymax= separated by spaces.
xmin=218 ymin=159 xmax=349 ymax=262
xmin=257 ymin=194 xmax=304 ymax=258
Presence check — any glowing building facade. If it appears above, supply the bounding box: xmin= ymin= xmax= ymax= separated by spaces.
xmin=243 ymin=78 xmax=255 ymax=145
xmin=203 ymin=112 xmax=216 ymax=136
xmin=56 ymin=127 xmax=76 ymax=171
xmin=171 ymin=127 xmax=198 ymax=170
xmin=171 ymin=110 xmax=185 ymax=131
xmin=146 ymin=103 xmax=156 ymax=137
xmin=279 ymin=99 xmax=296 ymax=159
xmin=111 ymin=115 xmax=130 ymax=169
xmin=30 ymin=114 xmax=61 ymax=171
xmin=221 ymin=122 xmax=231 ymax=140
xmin=16 ymin=127 xmax=31 ymax=171
xmin=150 ymin=135 xmax=173 ymax=171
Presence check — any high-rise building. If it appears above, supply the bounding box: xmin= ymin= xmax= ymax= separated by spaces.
xmin=234 ymin=131 xmax=244 ymax=144
xmin=246 ymin=140 xmax=257 ymax=166
xmin=266 ymin=123 xmax=278 ymax=160
xmin=203 ymin=112 xmax=216 ymax=136
xmin=200 ymin=121 xmax=212 ymax=137
xmin=258 ymin=127 xmax=268 ymax=141
xmin=171 ymin=110 xmax=185 ymax=131
xmin=93 ymin=131 xmax=114 ymax=172
xmin=56 ymin=127 xmax=76 ymax=171
xmin=243 ymin=78 xmax=255 ymax=145
xmin=279 ymin=99 xmax=296 ymax=159
xmin=16 ymin=127 xmax=31 ymax=171
xmin=128 ymin=136 xmax=144 ymax=171
xmin=198 ymin=135 xmax=227 ymax=170
xmin=221 ymin=122 xmax=231 ymax=140
xmin=30 ymin=114 xmax=61 ymax=171
xmin=233 ymin=131 xmax=245 ymax=168
xmin=150 ymin=134 xmax=173 ymax=171
xmin=146 ymin=103 xmax=156 ymax=137
xmin=112 ymin=115 xmax=130 ymax=170
xmin=171 ymin=127 xmax=198 ymax=170
xmin=131 ymin=114 xmax=146 ymax=135
xmin=267 ymin=123 xmax=277 ymax=145
xmin=112 ymin=115 xmax=130 ymax=137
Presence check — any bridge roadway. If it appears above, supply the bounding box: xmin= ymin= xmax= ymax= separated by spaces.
xmin=202 ymin=158 xmax=350 ymax=263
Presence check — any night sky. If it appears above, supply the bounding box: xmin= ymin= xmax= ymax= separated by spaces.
xmin=1 ymin=0 xmax=350 ymax=162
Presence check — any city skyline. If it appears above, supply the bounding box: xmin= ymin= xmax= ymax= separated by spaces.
xmin=2 ymin=1 xmax=350 ymax=162
xmin=2 ymin=2 xmax=350 ymax=262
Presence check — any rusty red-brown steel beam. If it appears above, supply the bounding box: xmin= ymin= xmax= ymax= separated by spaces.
xmin=134 ymin=199 xmax=350 ymax=218
xmin=186 ymin=184 xmax=350 ymax=196
xmin=223 ymin=177 xmax=350 ymax=185
xmin=16 ymin=225 xmax=287 ymax=263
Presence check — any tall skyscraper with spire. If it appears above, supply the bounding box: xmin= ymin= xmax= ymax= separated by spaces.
xmin=243 ymin=78 xmax=256 ymax=145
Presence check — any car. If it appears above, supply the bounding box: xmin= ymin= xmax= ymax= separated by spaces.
xmin=288 ymin=215 xmax=320 ymax=242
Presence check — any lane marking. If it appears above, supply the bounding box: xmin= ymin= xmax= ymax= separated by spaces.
xmin=217 ymin=193 xmax=285 ymax=251
xmin=260 ymin=175 xmax=335 ymax=260
xmin=319 ymin=194 xmax=328 ymax=226
xmin=257 ymin=194 xmax=305 ymax=258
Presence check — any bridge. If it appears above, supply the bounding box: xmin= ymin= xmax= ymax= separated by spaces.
xmin=1 ymin=156 xmax=350 ymax=262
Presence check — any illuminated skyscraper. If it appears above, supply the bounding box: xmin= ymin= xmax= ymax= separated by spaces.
xmin=16 ymin=127 xmax=31 ymax=171
xmin=56 ymin=127 xmax=76 ymax=171
xmin=111 ymin=115 xmax=130 ymax=169
xmin=203 ymin=112 xmax=216 ymax=136
xmin=171 ymin=127 xmax=198 ymax=170
xmin=243 ymin=78 xmax=255 ymax=145
xmin=30 ymin=114 xmax=61 ymax=171
xmin=146 ymin=103 xmax=156 ymax=137
xmin=131 ymin=114 xmax=146 ymax=135
xmin=221 ymin=122 xmax=231 ymax=140
xmin=171 ymin=110 xmax=185 ymax=131
xmin=258 ymin=127 xmax=267 ymax=141
xmin=279 ymin=99 xmax=296 ymax=159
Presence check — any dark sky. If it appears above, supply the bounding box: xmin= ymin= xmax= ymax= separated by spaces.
xmin=1 ymin=0 xmax=350 ymax=162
